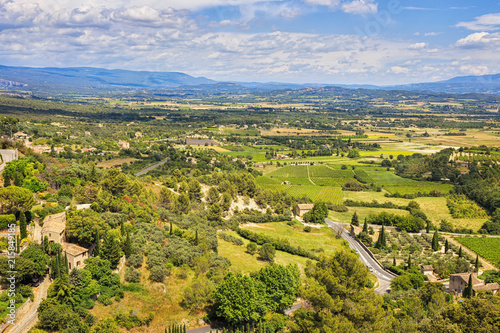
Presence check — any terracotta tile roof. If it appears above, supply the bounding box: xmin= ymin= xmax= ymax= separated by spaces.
xmin=297 ymin=204 xmax=314 ymax=210
xmin=42 ymin=212 xmax=66 ymax=234
xmin=62 ymin=242 xmax=88 ymax=256
xmin=450 ymin=272 xmax=482 ymax=286
xmin=473 ymin=283 xmax=500 ymax=292
xmin=421 ymin=265 xmax=433 ymax=271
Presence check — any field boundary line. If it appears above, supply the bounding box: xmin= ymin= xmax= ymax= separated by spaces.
xmin=307 ymin=165 xmax=316 ymax=185
xmin=445 ymin=235 xmax=498 ymax=271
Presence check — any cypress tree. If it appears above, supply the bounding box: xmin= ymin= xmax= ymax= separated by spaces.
xmin=351 ymin=211 xmax=359 ymax=227
xmin=169 ymin=221 xmax=173 ymax=235
xmin=407 ymin=254 xmax=412 ymax=269
xmin=393 ymin=256 xmax=396 ymax=266
xmin=94 ymin=229 xmax=100 ymax=257
xmin=375 ymin=225 xmax=386 ymax=249
xmin=475 ymin=254 xmax=479 ymax=272
xmin=463 ymin=274 xmax=473 ymax=298
xmin=362 ymin=218 xmax=368 ymax=233
xmin=101 ymin=231 xmax=122 ymax=269
xmin=120 ymin=222 xmax=125 ymax=236
xmin=426 ymin=220 xmax=430 ymax=233
xmin=55 ymin=252 xmax=61 ymax=278
xmin=432 ymin=230 xmax=439 ymax=251
xmin=458 ymin=247 xmax=463 ymax=258
xmin=19 ymin=211 xmax=27 ymax=239
xmin=64 ymin=252 xmax=69 ymax=275
xmin=123 ymin=231 xmax=133 ymax=258
xmin=444 ymin=239 xmax=449 ymax=253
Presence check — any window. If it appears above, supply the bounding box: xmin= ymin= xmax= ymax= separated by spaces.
xmin=77 ymin=261 xmax=81 ymax=267
xmin=69 ymin=263 xmax=71 ymax=269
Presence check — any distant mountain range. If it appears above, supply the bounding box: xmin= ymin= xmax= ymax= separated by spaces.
xmin=1 ymin=64 xmax=500 ymax=95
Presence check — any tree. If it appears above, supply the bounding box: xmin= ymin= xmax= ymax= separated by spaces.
xmin=19 ymin=210 xmax=27 ymax=239
xmin=444 ymin=239 xmax=449 ymax=253
xmin=351 ymin=211 xmax=359 ymax=227
xmin=375 ymin=225 xmax=387 ymax=249
xmin=363 ymin=218 xmax=368 ymax=233
xmin=303 ymin=201 xmax=328 ymax=224
xmin=0 ymin=186 xmax=35 ymax=214
xmin=290 ymin=251 xmax=392 ymax=332
xmin=123 ymin=231 xmax=133 ymax=258
xmin=206 ymin=187 xmax=220 ymax=205
xmin=159 ymin=187 xmax=175 ymax=209
xmin=347 ymin=149 xmax=360 ymax=158
xmin=221 ymin=191 xmax=232 ymax=212
xmin=101 ymin=231 xmax=122 ymax=269
xmin=174 ymin=193 xmax=190 ymax=214
xmin=258 ymin=243 xmax=276 ymax=262
xmin=426 ymin=220 xmax=430 ymax=233
xmin=458 ymin=247 xmax=463 ymax=258
xmin=66 ymin=209 xmax=105 ymax=247
xmin=213 ymin=272 xmax=267 ymax=324
xmin=475 ymin=255 xmax=480 ymax=273
xmin=432 ymin=230 xmax=439 ymax=251
xmin=101 ymin=169 xmax=129 ymax=196
xmin=463 ymin=274 xmax=473 ymax=298
xmin=94 ymin=229 xmax=100 ymax=257
xmin=207 ymin=203 xmax=222 ymax=222
xmin=246 ymin=242 xmax=257 ymax=255
xmin=252 ymin=264 xmax=301 ymax=312
xmin=407 ymin=254 xmax=412 ymax=269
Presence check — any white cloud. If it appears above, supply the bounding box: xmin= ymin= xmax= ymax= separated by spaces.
xmin=0 ymin=0 xmax=42 ymax=29
xmin=424 ymin=32 xmax=441 ymax=36
xmin=408 ymin=42 xmax=427 ymax=50
xmin=341 ymin=0 xmax=377 ymax=15
xmin=459 ymin=65 xmax=489 ymax=75
xmin=389 ymin=66 xmax=409 ymax=74
xmin=455 ymin=32 xmax=500 ymax=48
xmin=302 ymin=0 xmax=340 ymax=8
xmin=456 ymin=13 xmax=500 ymax=31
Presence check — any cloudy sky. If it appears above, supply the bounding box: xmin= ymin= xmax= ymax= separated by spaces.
xmin=1 ymin=0 xmax=499 ymax=85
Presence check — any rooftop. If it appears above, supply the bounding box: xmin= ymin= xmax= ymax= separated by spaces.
xmin=62 ymin=242 xmax=88 ymax=256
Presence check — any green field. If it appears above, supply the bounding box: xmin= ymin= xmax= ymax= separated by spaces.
xmin=285 ymin=185 xmax=343 ymax=205
xmin=240 ymin=222 xmax=346 ymax=257
xmin=328 ymin=207 xmax=410 ymax=224
xmin=385 ymin=183 xmax=453 ymax=195
xmin=266 ymin=165 xmax=309 ymax=178
xmin=455 ymin=237 xmax=500 ymax=266
xmin=217 ymin=231 xmax=310 ymax=275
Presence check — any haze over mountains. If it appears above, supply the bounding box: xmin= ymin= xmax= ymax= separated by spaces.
xmin=1 ymin=65 xmax=500 ymax=96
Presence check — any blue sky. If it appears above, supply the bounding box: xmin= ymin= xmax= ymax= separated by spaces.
xmin=1 ymin=0 xmax=500 ymax=85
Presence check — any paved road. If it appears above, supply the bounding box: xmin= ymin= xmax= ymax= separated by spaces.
xmin=135 ymin=157 xmax=170 ymax=176
xmin=5 ymin=276 xmax=51 ymax=333
xmin=0 ymin=149 xmax=18 ymax=173
xmin=324 ymin=219 xmax=396 ymax=294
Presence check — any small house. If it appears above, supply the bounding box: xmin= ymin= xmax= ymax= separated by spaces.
xmin=420 ymin=265 xmax=434 ymax=275
xmin=449 ymin=273 xmax=482 ymax=295
xmin=41 ymin=212 xmax=67 ymax=244
xmin=63 ymin=243 xmax=89 ymax=270
xmin=295 ymin=204 xmax=314 ymax=217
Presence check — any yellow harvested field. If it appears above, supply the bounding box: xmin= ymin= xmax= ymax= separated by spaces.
xmin=97 ymin=158 xmax=138 ymax=168
xmin=260 ymin=127 xmax=322 ymax=136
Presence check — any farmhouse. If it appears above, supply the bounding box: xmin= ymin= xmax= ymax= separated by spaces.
xmin=62 ymin=243 xmax=90 ymax=269
xmin=448 ymin=273 xmax=499 ymax=296
xmin=41 ymin=212 xmax=67 ymax=244
xmin=295 ymin=204 xmax=314 ymax=217
xmin=420 ymin=265 xmax=434 ymax=275
xmin=41 ymin=212 xmax=90 ymax=269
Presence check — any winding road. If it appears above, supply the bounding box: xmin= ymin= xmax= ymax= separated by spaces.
xmin=135 ymin=157 xmax=170 ymax=176
xmin=4 ymin=276 xmax=51 ymax=333
xmin=324 ymin=218 xmax=397 ymax=294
